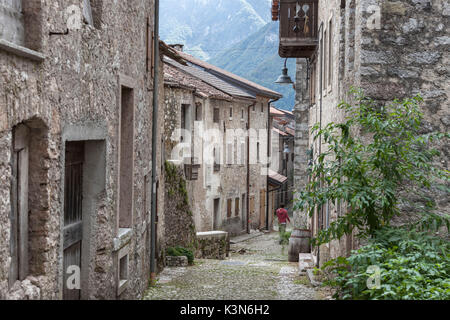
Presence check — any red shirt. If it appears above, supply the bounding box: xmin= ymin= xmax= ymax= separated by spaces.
xmin=276 ymin=208 xmax=290 ymax=224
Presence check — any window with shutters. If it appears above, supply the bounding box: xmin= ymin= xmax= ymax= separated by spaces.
xmin=119 ymin=84 xmax=135 ymax=229
xmin=226 ymin=143 xmax=233 ymax=165
xmin=235 ymin=198 xmax=240 ymax=217
xmin=227 ymin=199 xmax=232 ymax=218
xmin=257 ymin=142 xmax=260 ymax=163
xmin=9 ymin=119 xmax=50 ymax=290
xmin=240 ymin=141 xmax=246 ymax=165
xmin=323 ymin=29 xmax=327 ymax=93
xmin=328 ymin=17 xmax=333 ymax=91
xmin=213 ymin=108 xmax=220 ymax=123
xmin=310 ymin=61 xmax=317 ymax=104
xmin=0 ymin=0 xmax=43 ymax=51
xmin=195 ymin=103 xmax=202 ymax=121
xmin=213 ymin=147 xmax=220 ymax=172
xmin=146 ymin=16 xmax=154 ymax=76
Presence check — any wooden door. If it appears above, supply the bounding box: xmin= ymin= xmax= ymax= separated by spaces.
xmin=259 ymin=190 xmax=266 ymax=229
xmin=213 ymin=198 xmax=220 ymax=230
xmin=63 ymin=142 xmax=84 ymax=300
xmin=249 ymin=196 xmax=255 ymax=226
xmin=10 ymin=125 xmax=30 ymax=286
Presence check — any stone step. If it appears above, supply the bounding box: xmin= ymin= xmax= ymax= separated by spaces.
xmin=298 ymin=253 xmax=315 ymax=275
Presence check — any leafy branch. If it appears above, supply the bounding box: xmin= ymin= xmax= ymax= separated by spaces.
xmin=294 ymin=89 xmax=449 ymax=246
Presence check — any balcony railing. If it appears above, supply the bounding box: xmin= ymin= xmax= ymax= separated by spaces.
xmin=277 ymin=0 xmax=318 ymax=58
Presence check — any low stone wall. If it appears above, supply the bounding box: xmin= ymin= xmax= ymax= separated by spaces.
xmin=195 ymin=231 xmax=229 ymax=260
xmin=165 ymin=256 xmax=188 ymax=268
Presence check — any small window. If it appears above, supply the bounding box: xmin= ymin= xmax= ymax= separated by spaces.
xmin=252 ymin=105 xmax=255 ymax=112
xmin=323 ymin=29 xmax=327 ymax=92
xmin=229 ymin=107 xmax=233 ymax=119
xmin=261 ymin=103 xmax=264 ymax=113
xmin=213 ymin=108 xmax=220 ymax=123
xmin=117 ymin=247 xmax=129 ymax=296
xmin=235 ymin=198 xmax=240 ymax=217
xmin=257 ymin=142 xmax=260 ymax=163
xmin=241 ymin=109 xmax=244 ymax=120
xmin=240 ymin=141 xmax=246 ymax=165
xmin=195 ymin=103 xmax=202 ymax=121
xmin=328 ymin=18 xmax=333 ymax=89
xmin=213 ymin=147 xmax=220 ymax=172
xmin=227 ymin=199 xmax=232 ymax=218
xmin=226 ymin=143 xmax=233 ymax=165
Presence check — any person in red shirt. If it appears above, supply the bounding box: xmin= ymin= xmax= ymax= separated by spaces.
xmin=276 ymin=204 xmax=290 ymax=241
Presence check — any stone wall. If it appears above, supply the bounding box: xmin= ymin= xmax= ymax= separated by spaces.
xmin=248 ymin=97 xmax=270 ymax=231
xmin=195 ymin=231 xmax=229 ymax=260
xmin=0 ymin=0 xmax=161 ymax=299
xmin=163 ymin=161 xmax=197 ymax=251
xmin=293 ymin=0 xmax=449 ymax=266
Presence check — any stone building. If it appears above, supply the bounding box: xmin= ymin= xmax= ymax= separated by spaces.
xmin=269 ymin=106 xmax=295 ymax=216
xmin=0 ymin=0 xmax=166 ymax=299
xmin=273 ymin=0 xmax=449 ymax=265
xmin=162 ymin=47 xmax=282 ymax=237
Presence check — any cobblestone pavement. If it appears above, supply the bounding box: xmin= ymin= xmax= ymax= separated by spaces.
xmin=144 ymin=231 xmax=326 ymax=300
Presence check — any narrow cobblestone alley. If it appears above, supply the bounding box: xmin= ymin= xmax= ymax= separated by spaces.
xmin=144 ymin=231 xmax=326 ymax=300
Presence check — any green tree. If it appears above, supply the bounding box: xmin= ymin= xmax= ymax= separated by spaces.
xmin=294 ymin=89 xmax=449 ymax=246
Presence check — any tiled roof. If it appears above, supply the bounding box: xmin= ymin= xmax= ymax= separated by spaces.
xmin=268 ymin=169 xmax=288 ymax=185
xmin=175 ymin=50 xmax=283 ymax=99
xmin=272 ymin=127 xmax=288 ymax=137
xmin=164 ymin=62 xmax=232 ymax=101
xmin=165 ymin=58 xmax=255 ymax=100
xmin=284 ymin=127 xmax=295 ymax=137
xmin=270 ymin=107 xmax=285 ymax=116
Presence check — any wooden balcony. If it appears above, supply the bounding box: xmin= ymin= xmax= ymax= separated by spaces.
xmin=277 ymin=0 xmax=318 ymax=58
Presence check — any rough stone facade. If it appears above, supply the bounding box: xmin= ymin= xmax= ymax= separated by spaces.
xmin=163 ymin=161 xmax=197 ymax=251
xmin=0 ymin=0 xmax=164 ymax=299
xmin=291 ymin=0 xmax=449 ymax=265
xmin=162 ymin=53 xmax=280 ymax=238
xmin=270 ymin=108 xmax=295 ymax=219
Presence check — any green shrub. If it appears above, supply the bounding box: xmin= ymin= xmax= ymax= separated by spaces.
xmin=323 ymin=227 xmax=450 ymax=300
xmin=280 ymin=231 xmax=291 ymax=245
xmin=166 ymin=246 xmax=194 ymax=265
xmin=294 ymin=90 xmax=449 ymax=246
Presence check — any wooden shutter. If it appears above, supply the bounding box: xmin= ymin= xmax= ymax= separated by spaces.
xmin=10 ymin=124 xmax=30 ymax=286
xmin=227 ymin=143 xmax=232 ymax=165
xmin=213 ymin=108 xmax=220 ymax=123
xmin=227 ymin=199 xmax=232 ymax=218
xmin=235 ymin=198 xmax=239 ymax=217
xmin=260 ymin=190 xmax=266 ymax=228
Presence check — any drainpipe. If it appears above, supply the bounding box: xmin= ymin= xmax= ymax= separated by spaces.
xmin=150 ymin=0 xmax=160 ymax=286
xmin=316 ymin=21 xmax=324 ymax=268
xmin=266 ymin=98 xmax=279 ymax=231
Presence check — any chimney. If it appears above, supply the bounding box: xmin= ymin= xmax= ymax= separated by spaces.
xmin=169 ymin=44 xmax=184 ymax=52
